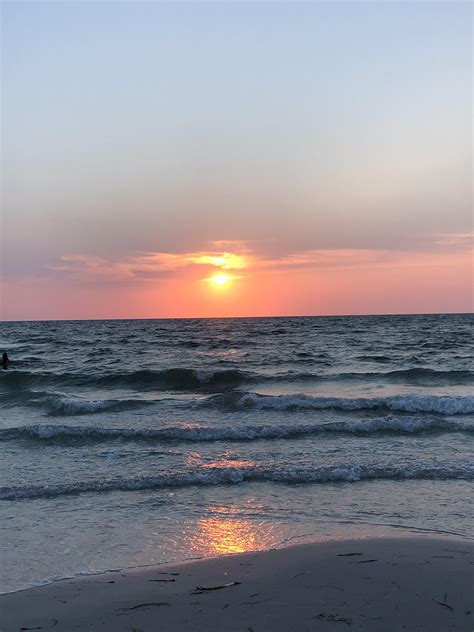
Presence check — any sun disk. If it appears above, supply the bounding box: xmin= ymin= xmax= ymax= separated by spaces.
xmin=211 ymin=274 xmax=231 ymax=286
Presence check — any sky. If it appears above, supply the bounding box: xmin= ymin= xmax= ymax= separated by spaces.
xmin=1 ymin=0 xmax=472 ymax=320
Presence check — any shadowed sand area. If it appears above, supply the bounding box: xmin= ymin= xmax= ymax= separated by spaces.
xmin=1 ymin=537 xmax=473 ymax=631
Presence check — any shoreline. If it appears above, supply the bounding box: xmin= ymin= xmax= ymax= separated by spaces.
xmin=1 ymin=535 xmax=473 ymax=631
xmin=4 ymin=523 xmax=470 ymax=597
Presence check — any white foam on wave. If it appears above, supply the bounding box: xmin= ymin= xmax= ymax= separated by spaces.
xmin=44 ymin=395 xmax=149 ymax=416
xmin=4 ymin=415 xmax=471 ymax=444
xmin=46 ymin=397 xmax=112 ymax=415
xmin=194 ymin=369 xmax=216 ymax=383
xmin=236 ymin=393 xmax=474 ymax=415
xmin=2 ymin=461 xmax=473 ymax=500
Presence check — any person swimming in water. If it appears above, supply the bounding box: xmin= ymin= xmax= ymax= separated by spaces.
xmin=2 ymin=353 xmax=9 ymax=370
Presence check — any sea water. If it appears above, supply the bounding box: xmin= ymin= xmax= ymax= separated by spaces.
xmin=1 ymin=314 xmax=473 ymax=593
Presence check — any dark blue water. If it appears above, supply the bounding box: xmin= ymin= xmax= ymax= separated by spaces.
xmin=1 ymin=314 xmax=473 ymax=592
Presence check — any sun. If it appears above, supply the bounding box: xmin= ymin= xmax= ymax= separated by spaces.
xmin=210 ymin=274 xmax=231 ymax=286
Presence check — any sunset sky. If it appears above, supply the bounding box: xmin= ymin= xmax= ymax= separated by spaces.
xmin=1 ymin=1 xmax=472 ymax=320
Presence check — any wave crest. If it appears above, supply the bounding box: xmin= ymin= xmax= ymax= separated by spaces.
xmin=44 ymin=396 xmax=151 ymax=416
xmin=1 ymin=416 xmax=471 ymax=445
xmin=2 ymin=461 xmax=473 ymax=500
xmin=0 ymin=368 xmax=250 ymax=391
xmin=210 ymin=392 xmax=474 ymax=415
xmin=2 ymin=366 xmax=472 ymax=393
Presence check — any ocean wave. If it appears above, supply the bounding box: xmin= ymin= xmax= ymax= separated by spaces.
xmin=0 ymin=370 xmax=73 ymax=389
xmin=44 ymin=396 xmax=151 ymax=416
xmin=2 ymin=462 xmax=473 ymax=500
xmin=355 ymin=355 xmax=393 ymax=364
xmin=0 ymin=390 xmax=153 ymax=416
xmin=2 ymin=366 xmax=472 ymax=393
xmin=0 ymin=368 xmax=251 ymax=391
xmin=1 ymin=416 xmax=471 ymax=445
xmin=96 ymin=368 xmax=249 ymax=390
xmin=371 ymin=368 xmax=474 ymax=384
xmin=276 ymin=368 xmax=474 ymax=385
xmin=209 ymin=392 xmax=474 ymax=415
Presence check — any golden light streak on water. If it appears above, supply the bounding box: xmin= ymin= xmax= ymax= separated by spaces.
xmin=188 ymin=506 xmax=277 ymax=556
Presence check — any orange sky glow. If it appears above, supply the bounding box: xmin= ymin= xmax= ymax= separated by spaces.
xmin=2 ymin=237 xmax=472 ymax=320
xmin=2 ymin=2 xmax=472 ymax=321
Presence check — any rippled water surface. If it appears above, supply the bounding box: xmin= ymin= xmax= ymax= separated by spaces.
xmin=1 ymin=314 xmax=473 ymax=592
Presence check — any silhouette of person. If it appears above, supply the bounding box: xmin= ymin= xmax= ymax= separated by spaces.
xmin=2 ymin=353 xmax=9 ymax=370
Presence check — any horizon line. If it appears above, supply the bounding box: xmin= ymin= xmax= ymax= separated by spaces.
xmin=0 ymin=310 xmax=472 ymax=324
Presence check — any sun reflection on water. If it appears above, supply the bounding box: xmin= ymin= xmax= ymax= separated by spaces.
xmin=188 ymin=506 xmax=277 ymax=556
xmin=185 ymin=450 xmax=255 ymax=471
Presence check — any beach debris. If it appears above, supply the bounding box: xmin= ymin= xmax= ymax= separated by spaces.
xmin=118 ymin=602 xmax=170 ymax=611
xmin=292 ymin=570 xmax=310 ymax=579
xmin=193 ymin=581 xmax=241 ymax=593
xmin=148 ymin=578 xmax=176 ymax=583
xmin=351 ymin=559 xmax=378 ymax=564
xmin=337 ymin=552 xmax=363 ymax=557
xmin=241 ymin=597 xmax=273 ymax=606
xmin=20 ymin=628 xmax=42 ymax=631
xmin=319 ymin=585 xmax=344 ymax=591
xmin=432 ymin=595 xmax=454 ymax=612
xmin=158 ymin=571 xmax=180 ymax=575
xmin=312 ymin=613 xmax=352 ymax=626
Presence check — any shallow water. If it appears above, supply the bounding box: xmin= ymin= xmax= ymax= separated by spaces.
xmin=1 ymin=314 xmax=473 ymax=592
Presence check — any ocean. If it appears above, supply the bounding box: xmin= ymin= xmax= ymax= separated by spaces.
xmin=1 ymin=313 xmax=473 ymax=593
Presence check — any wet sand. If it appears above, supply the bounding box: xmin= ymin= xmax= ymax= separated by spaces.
xmin=1 ymin=537 xmax=473 ymax=631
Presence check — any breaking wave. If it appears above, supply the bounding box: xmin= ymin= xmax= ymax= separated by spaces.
xmin=210 ymin=392 xmax=474 ymax=415
xmin=0 ymin=390 xmax=153 ymax=416
xmin=2 ymin=461 xmax=473 ymax=500
xmin=44 ymin=396 xmax=152 ymax=417
xmin=1 ymin=416 xmax=472 ymax=445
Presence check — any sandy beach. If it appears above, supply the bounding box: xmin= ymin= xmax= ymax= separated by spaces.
xmin=1 ymin=536 xmax=472 ymax=631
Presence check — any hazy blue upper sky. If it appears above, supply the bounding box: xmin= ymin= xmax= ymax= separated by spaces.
xmin=1 ymin=1 xmax=472 ymax=318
